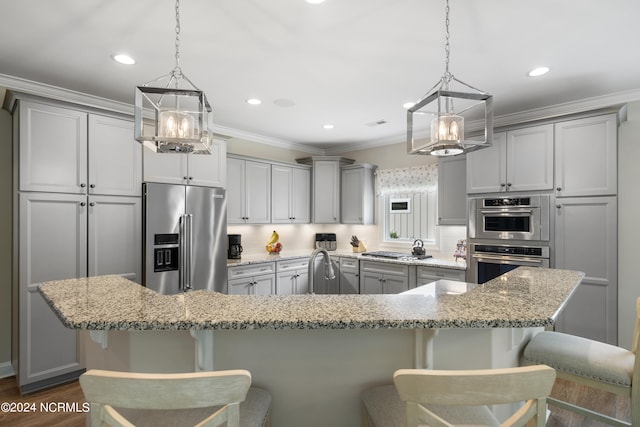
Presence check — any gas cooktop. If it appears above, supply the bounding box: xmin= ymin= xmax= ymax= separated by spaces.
xmin=361 ymin=251 xmax=432 ymax=260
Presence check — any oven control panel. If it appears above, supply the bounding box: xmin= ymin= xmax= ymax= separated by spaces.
xmin=473 ymin=244 xmax=549 ymax=258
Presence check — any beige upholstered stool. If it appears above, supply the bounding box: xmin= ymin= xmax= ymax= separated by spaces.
xmin=523 ymin=299 xmax=640 ymax=427
xmin=361 ymin=365 xmax=555 ymax=427
xmin=79 ymin=369 xmax=271 ymax=427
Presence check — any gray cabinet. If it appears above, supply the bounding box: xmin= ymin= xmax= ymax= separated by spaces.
xmin=271 ymin=164 xmax=311 ymax=224
xmin=341 ymin=163 xmax=377 ymax=225
xmin=297 ymin=156 xmax=354 ymax=224
xmin=437 ymin=155 xmax=466 ymax=225
xmin=7 ymin=92 xmax=143 ymax=392
xmin=552 ymin=113 xmax=618 ymax=345
xmin=228 ymin=262 xmax=276 ymax=295
xmin=554 ymin=196 xmax=617 ymax=345
xmin=360 ymin=261 xmax=412 ymax=294
xmin=339 ymin=257 xmax=360 ymax=294
xmin=554 ymin=114 xmax=617 ymax=197
xmin=467 ymin=124 xmax=554 ymax=193
xmin=15 ymin=100 xmax=142 ymax=196
xmin=276 ymin=258 xmax=309 ymax=295
xmin=227 ymin=157 xmax=271 ymax=224
xmin=416 ymin=266 xmax=466 ymax=285
xmin=143 ymin=138 xmax=226 ymax=188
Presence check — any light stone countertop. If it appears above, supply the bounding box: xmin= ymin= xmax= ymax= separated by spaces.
xmin=39 ymin=267 xmax=582 ymax=331
xmin=227 ymin=250 xmax=467 ymax=271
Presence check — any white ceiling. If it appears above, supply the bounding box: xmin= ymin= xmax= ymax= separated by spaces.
xmin=2 ymin=0 xmax=640 ymax=152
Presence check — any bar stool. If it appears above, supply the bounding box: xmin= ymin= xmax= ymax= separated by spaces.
xmin=79 ymin=369 xmax=271 ymax=427
xmin=361 ymin=365 xmax=556 ymax=427
xmin=523 ymin=297 xmax=640 ymax=427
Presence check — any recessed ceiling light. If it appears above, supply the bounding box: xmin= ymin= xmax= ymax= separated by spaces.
xmin=305 ymin=0 xmax=325 ymax=4
xmin=528 ymin=66 xmax=550 ymax=77
xmin=246 ymin=98 xmax=262 ymax=105
xmin=323 ymin=124 xmax=334 ymax=130
xmin=402 ymin=102 xmax=415 ymax=109
xmin=111 ymin=54 xmax=135 ymax=65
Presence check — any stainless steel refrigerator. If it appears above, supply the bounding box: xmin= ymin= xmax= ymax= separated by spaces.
xmin=143 ymin=183 xmax=227 ymax=294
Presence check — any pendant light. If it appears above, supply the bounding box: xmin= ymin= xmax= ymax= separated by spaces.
xmin=134 ymin=0 xmax=213 ymax=154
xmin=407 ymin=0 xmax=493 ymax=157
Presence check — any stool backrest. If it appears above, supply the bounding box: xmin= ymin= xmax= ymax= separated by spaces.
xmin=393 ymin=365 xmax=556 ymax=427
xmin=80 ymin=369 xmax=252 ymax=427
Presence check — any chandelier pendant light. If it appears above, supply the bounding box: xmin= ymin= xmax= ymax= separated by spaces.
xmin=134 ymin=0 xmax=213 ymax=154
xmin=407 ymin=0 xmax=493 ymax=157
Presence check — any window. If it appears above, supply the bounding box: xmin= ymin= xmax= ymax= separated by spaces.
xmin=377 ymin=164 xmax=438 ymax=246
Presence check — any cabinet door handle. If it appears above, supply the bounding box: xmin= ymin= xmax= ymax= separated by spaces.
xmin=80 ymin=183 xmax=86 ymax=188
xmin=506 ymin=183 xmax=512 ymax=187
xmin=500 ymin=183 xmax=506 ymax=187
xmin=556 ymin=187 xmax=562 ymax=191
xmin=556 ymin=205 xmax=562 ymax=209
xmin=89 ymin=202 xmax=95 ymax=207
xmin=189 ymin=176 xmax=193 ymax=180
xmin=89 ymin=184 xmax=95 ymax=188
xmin=80 ymin=202 xmax=86 ymax=207
xmin=183 ymin=176 xmax=188 ymax=180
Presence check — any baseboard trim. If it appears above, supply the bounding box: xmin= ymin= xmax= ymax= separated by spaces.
xmin=0 ymin=361 xmax=15 ymax=378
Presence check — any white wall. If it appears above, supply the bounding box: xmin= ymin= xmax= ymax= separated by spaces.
xmin=617 ymin=101 xmax=640 ymax=349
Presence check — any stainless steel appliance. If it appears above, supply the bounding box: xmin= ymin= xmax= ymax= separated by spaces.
xmin=468 ymin=243 xmax=550 ymax=283
xmin=361 ymin=251 xmax=432 ymax=260
xmin=315 ymin=233 xmax=337 ymax=251
xmin=228 ymin=234 xmax=243 ymax=259
xmin=469 ymin=194 xmax=550 ymax=241
xmin=143 ymin=183 xmax=227 ymax=294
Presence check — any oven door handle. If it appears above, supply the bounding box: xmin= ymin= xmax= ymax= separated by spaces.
xmin=471 ymin=253 xmax=547 ymax=266
xmin=480 ymin=209 xmax=533 ymax=215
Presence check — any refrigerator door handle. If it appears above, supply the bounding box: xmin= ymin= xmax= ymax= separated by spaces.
xmin=185 ymin=214 xmax=193 ymax=290
xmin=179 ymin=215 xmax=186 ymax=291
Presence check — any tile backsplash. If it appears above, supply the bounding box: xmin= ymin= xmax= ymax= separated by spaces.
xmin=227 ymin=224 xmax=466 ymax=260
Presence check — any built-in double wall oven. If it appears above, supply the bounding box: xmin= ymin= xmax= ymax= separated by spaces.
xmin=467 ymin=194 xmax=552 ymax=284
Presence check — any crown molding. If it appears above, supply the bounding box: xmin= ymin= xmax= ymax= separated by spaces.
xmin=3 ymin=73 xmax=640 ymax=155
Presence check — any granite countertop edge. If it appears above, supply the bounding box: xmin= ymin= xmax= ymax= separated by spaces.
xmin=38 ymin=268 xmax=583 ymax=332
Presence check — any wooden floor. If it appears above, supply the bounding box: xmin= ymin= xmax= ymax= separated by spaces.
xmin=0 ymin=376 xmax=632 ymax=426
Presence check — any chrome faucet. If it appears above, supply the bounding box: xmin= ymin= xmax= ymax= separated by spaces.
xmin=307 ymin=248 xmax=336 ymax=294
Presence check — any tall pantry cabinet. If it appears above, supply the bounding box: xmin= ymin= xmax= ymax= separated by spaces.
xmin=5 ymin=92 xmax=142 ymax=392
xmin=553 ymin=113 xmax=618 ymax=345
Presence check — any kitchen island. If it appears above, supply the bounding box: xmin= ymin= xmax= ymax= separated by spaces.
xmin=39 ymin=267 xmax=583 ymax=427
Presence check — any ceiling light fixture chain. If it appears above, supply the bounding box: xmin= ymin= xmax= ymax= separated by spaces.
xmin=444 ymin=0 xmax=451 ymax=81
xmin=173 ymin=0 xmax=183 ymax=80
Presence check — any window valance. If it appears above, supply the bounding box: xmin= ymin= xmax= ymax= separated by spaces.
xmin=376 ymin=164 xmax=438 ymax=195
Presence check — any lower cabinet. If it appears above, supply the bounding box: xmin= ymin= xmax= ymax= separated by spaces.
xmin=339 ymin=257 xmax=360 ymax=294
xmin=227 ymin=262 xmax=276 ymax=295
xmin=17 ymin=192 xmax=141 ymax=392
xmin=554 ymin=196 xmax=617 ymax=344
xmin=416 ymin=266 xmax=466 ymax=285
xmin=276 ymin=258 xmax=310 ymax=295
xmin=360 ymin=261 xmax=413 ymax=294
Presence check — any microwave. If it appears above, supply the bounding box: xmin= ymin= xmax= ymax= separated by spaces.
xmin=469 ymin=194 xmax=550 ymax=242
xmin=389 ymin=198 xmax=411 ymax=213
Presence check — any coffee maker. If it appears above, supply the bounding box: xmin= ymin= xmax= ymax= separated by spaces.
xmin=228 ymin=234 xmax=243 ymax=259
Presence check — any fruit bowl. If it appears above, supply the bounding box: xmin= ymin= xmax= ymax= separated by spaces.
xmin=266 ymin=242 xmax=282 ymax=254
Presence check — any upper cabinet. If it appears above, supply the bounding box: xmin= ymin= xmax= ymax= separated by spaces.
xmin=554 ymin=114 xmax=617 ymax=197
xmin=143 ymin=137 xmax=227 ymax=188
xmin=297 ymin=156 xmax=354 ymax=224
xmin=15 ymin=100 xmax=142 ymax=196
xmin=467 ymin=124 xmax=554 ymax=193
xmin=438 ymin=155 xmax=466 ymax=225
xmin=227 ymin=156 xmax=271 ymax=224
xmin=341 ymin=163 xmax=376 ymax=225
xmin=88 ymin=115 xmax=142 ymax=196
xmin=271 ymin=164 xmax=311 ymax=224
